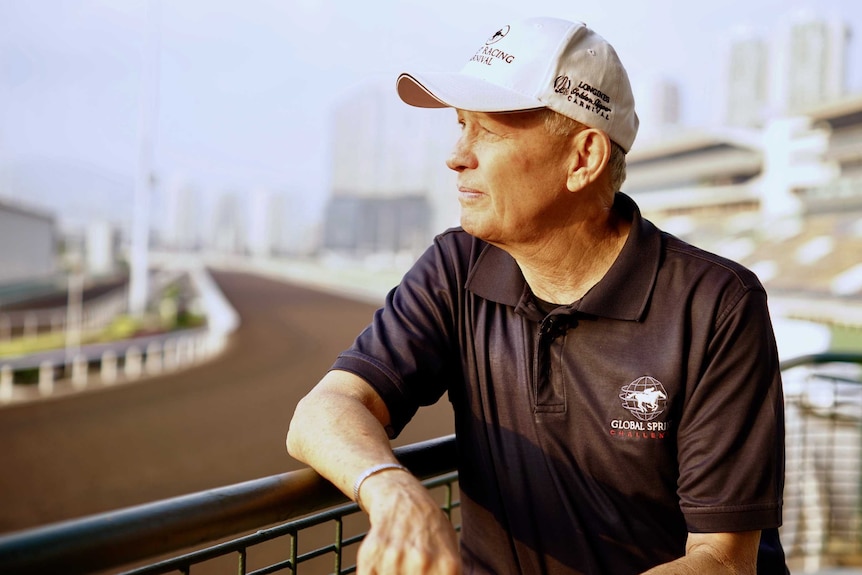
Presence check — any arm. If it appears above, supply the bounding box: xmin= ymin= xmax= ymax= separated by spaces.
xmin=286 ymin=369 xmax=461 ymax=575
xmin=641 ymin=531 xmax=760 ymax=575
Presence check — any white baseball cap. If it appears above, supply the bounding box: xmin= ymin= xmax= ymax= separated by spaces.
xmin=396 ymin=17 xmax=639 ymax=152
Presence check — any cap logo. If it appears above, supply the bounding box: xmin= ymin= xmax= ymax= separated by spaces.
xmin=553 ymin=76 xmax=572 ymax=93
xmin=486 ymin=25 xmax=509 ymax=45
xmin=396 ymin=17 xmax=638 ymax=152
xmin=470 ymin=27 xmax=516 ymax=66
xmin=553 ymin=75 xmax=613 ymax=121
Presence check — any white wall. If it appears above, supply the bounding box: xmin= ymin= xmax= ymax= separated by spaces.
xmin=0 ymin=204 xmax=56 ymax=284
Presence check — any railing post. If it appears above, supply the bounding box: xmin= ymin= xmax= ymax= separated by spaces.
xmin=177 ymin=336 xmax=190 ymax=367
xmin=38 ymin=361 xmax=54 ymax=396
xmin=334 ymin=516 xmax=344 ymax=575
xmin=145 ymin=342 xmax=162 ymax=375
xmin=125 ymin=346 xmax=142 ymax=379
xmin=0 ymin=365 xmax=12 ymax=402
xmin=163 ymin=339 xmax=177 ymax=371
xmin=101 ymin=350 xmax=117 ymax=384
xmin=71 ymin=354 xmax=88 ymax=390
xmin=195 ymin=334 xmax=207 ymax=361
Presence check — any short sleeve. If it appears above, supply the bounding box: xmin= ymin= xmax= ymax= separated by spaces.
xmin=676 ymin=287 xmax=785 ymax=532
xmin=332 ymin=236 xmax=463 ymax=437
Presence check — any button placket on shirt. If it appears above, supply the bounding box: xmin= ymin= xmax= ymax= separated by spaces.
xmin=533 ymin=312 xmax=577 ymax=413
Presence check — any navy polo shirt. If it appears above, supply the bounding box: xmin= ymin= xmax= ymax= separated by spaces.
xmin=333 ymin=193 xmax=786 ymax=574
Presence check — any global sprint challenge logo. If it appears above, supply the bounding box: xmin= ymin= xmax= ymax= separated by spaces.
xmin=609 ymin=376 xmax=671 ymax=440
xmin=619 ymin=376 xmax=667 ymax=421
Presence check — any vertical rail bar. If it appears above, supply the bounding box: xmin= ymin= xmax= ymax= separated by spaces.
xmin=333 ymin=517 xmax=343 ymax=575
xmin=237 ymin=547 xmax=247 ymax=575
xmin=444 ymin=483 xmax=453 ymax=521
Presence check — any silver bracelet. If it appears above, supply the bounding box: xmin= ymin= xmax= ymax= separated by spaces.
xmin=352 ymin=462 xmax=410 ymax=507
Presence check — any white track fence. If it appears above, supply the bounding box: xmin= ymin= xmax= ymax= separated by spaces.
xmin=0 ymin=268 xmax=238 ymax=404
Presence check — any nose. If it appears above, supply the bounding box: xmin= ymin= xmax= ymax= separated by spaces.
xmin=446 ymin=133 xmax=477 ymax=172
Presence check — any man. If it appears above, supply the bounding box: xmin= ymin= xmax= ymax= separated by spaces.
xmin=287 ymin=17 xmax=787 ymax=575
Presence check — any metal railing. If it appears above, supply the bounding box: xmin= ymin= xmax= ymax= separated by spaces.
xmin=779 ymin=352 xmax=862 ymax=573
xmin=0 ymin=353 xmax=860 ymax=574
xmin=0 ymin=435 xmax=458 ymax=575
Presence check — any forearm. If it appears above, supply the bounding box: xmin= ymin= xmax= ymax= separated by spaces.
xmin=641 ymin=531 xmax=759 ymax=575
xmin=287 ymin=370 xmax=401 ymax=500
xmin=288 ymin=370 xmax=461 ymax=574
xmin=641 ymin=554 xmax=737 ymax=575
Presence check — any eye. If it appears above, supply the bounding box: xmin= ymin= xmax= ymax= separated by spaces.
xmin=476 ymin=120 xmax=501 ymax=139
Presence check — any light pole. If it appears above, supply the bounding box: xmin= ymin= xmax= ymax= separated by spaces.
xmin=64 ymin=265 xmax=83 ymax=374
xmin=129 ymin=0 xmax=161 ymax=317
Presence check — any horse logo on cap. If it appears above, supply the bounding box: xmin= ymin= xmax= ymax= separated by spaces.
xmin=486 ymin=25 xmax=510 ymax=45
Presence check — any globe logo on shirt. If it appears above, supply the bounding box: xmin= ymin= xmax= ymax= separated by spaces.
xmin=619 ymin=376 xmax=668 ymax=422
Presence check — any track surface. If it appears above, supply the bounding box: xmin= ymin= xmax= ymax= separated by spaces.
xmin=0 ymin=270 xmax=454 ymax=535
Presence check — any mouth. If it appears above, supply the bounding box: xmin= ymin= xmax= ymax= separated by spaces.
xmin=458 ymin=186 xmax=483 ymax=200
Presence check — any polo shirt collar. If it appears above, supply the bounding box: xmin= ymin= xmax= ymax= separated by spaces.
xmin=464 ymin=193 xmax=661 ymax=322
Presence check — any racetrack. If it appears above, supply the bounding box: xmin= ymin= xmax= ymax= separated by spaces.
xmin=0 ymin=270 xmax=455 ymax=535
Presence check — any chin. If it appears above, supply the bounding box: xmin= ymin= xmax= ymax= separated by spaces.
xmin=460 ymin=221 xmax=494 ymax=244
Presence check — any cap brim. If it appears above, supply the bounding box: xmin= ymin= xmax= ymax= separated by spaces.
xmin=397 ymin=72 xmax=544 ymax=113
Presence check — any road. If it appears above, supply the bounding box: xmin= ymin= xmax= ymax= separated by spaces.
xmin=0 ymin=270 xmax=455 ymax=535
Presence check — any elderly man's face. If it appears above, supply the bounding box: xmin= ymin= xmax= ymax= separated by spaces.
xmin=447 ymin=109 xmax=575 ymax=248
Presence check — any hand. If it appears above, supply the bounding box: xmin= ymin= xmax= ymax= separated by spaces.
xmin=356 ymin=470 xmax=462 ymax=574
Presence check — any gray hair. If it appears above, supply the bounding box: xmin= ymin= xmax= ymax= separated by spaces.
xmin=540 ymin=109 xmax=627 ymax=194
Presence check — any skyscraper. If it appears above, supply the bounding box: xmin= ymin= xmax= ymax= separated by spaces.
xmin=635 ymin=76 xmax=682 ymax=139
xmin=163 ymin=179 xmax=199 ymax=250
xmin=725 ymin=14 xmax=849 ymax=127
xmin=211 ymin=191 xmax=245 ymax=254
xmin=782 ymin=15 xmax=849 ymax=112
xmin=725 ymin=30 xmax=769 ymax=128
xmin=324 ymin=79 xmax=456 ymax=257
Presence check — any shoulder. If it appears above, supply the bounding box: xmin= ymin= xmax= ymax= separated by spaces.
xmin=660 ymin=231 xmax=764 ymax=293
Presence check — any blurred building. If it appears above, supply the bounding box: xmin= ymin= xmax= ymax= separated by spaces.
xmin=635 ymin=76 xmax=682 ymax=141
xmin=725 ymin=31 xmax=769 ymax=128
xmin=780 ymin=15 xmax=849 ymax=113
xmin=163 ymin=179 xmax=200 ymax=250
xmin=247 ymin=188 xmax=285 ymax=257
xmin=85 ymin=220 xmax=120 ymax=276
xmin=626 ymin=91 xmax=862 ymax=305
xmin=0 ymin=199 xmax=57 ymax=286
xmin=211 ymin=191 xmax=246 ymax=254
xmin=727 ymin=14 xmax=850 ymax=128
xmin=323 ymin=79 xmax=457 ymax=259
xmin=797 ymin=93 xmax=862 ymax=208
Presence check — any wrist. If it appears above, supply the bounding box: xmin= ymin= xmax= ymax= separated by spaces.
xmin=352 ymin=462 xmax=410 ymax=510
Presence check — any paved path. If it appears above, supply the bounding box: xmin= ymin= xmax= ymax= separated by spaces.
xmin=0 ymin=270 xmax=454 ymax=535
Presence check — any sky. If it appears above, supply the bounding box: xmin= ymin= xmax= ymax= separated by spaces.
xmin=0 ymin=0 xmax=861 ymax=233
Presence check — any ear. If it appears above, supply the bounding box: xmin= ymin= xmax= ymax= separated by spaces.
xmin=566 ymin=129 xmax=611 ymax=192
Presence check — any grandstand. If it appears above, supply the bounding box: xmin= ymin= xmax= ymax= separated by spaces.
xmin=626 ymin=93 xmax=862 ymax=336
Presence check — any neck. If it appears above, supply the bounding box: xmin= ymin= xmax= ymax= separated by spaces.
xmin=511 ymin=201 xmax=631 ymax=305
